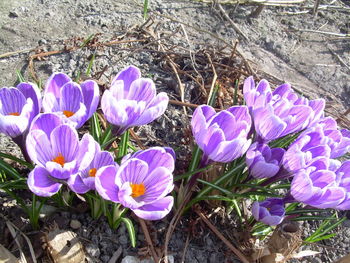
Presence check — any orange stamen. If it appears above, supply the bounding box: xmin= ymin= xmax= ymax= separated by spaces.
xmin=89 ymin=168 xmax=97 ymax=177
xmin=52 ymin=153 xmax=65 ymax=167
xmin=8 ymin=112 xmax=20 ymax=116
xmin=130 ymin=183 xmax=146 ymax=198
xmin=63 ymin=110 xmax=75 ymax=117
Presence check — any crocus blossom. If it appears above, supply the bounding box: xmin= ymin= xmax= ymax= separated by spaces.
xmin=26 ymin=113 xmax=96 ymax=196
xmin=101 ymin=66 xmax=169 ymax=135
xmin=0 ymin=83 xmax=41 ymax=138
xmin=243 ymin=77 xmax=325 ymax=142
xmin=42 ymin=73 xmax=99 ymax=129
xmin=252 ymin=198 xmax=285 ymax=226
xmin=283 ymin=127 xmax=331 ymax=173
xmin=246 ymin=143 xmax=285 ymax=179
xmin=191 ymin=105 xmax=252 ymax=164
xmin=95 ymin=147 xmax=174 ymax=220
xmin=332 ymin=129 xmax=350 ymax=158
xmin=290 ymin=160 xmax=350 ymax=209
xmin=68 ymin=141 xmax=116 ymax=194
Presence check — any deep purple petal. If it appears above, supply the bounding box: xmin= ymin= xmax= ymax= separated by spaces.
xmin=116 ymin=159 xmax=149 ymax=186
xmin=133 ymin=196 xmax=174 ymax=220
xmin=27 ymin=166 xmax=61 ymax=197
xmin=26 ymin=129 xmax=53 ymax=166
xmin=95 ymin=165 xmax=119 ymax=202
xmin=0 ymin=87 xmax=26 ymax=115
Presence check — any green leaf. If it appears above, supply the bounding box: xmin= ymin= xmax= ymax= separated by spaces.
xmin=16 ymin=70 xmax=25 ymax=82
xmin=305 ymin=233 xmax=337 ymax=243
xmin=188 ymin=145 xmax=202 ymax=173
xmin=0 ymin=152 xmax=33 ymax=169
xmin=121 ymin=217 xmax=136 ymax=247
xmin=143 ymin=0 xmax=149 ymax=20
xmin=0 ymin=158 xmax=21 ymax=179
xmin=90 ymin=113 xmax=102 ymax=142
xmin=86 ymin=53 xmax=95 ymax=76
xmin=80 ymin=34 xmax=95 ymax=48
xmin=174 ymin=165 xmax=211 ymax=181
xmin=118 ymin=130 xmax=129 ymax=158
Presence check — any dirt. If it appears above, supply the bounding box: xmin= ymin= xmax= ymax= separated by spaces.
xmin=0 ymin=0 xmax=350 ymax=262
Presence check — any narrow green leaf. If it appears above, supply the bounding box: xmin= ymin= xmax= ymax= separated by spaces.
xmin=90 ymin=113 xmax=102 ymax=142
xmin=118 ymin=130 xmax=129 ymax=158
xmin=143 ymin=0 xmax=149 ymax=20
xmin=174 ymin=165 xmax=211 ymax=181
xmin=0 ymin=158 xmax=21 ymax=179
xmin=207 ymin=83 xmax=219 ymax=106
xmin=16 ymin=70 xmax=25 ymax=82
xmin=80 ymin=34 xmax=95 ymax=48
xmin=121 ymin=217 xmax=136 ymax=247
xmin=0 ymin=152 xmax=33 ymax=169
xmin=86 ymin=53 xmax=95 ymax=76
xmin=188 ymin=145 xmax=201 ymax=173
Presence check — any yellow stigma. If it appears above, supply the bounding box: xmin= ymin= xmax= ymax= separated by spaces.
xmin=8 ymin=112 xmax=20 ymax=116
xmin=52 ymin=153 xmax=65 ymax=167
xmin=89 ymin=168 xmax=97 ymax=177
xmin=63 ymin=110 xmax=75 ymax=117
xmin=130 ymin=183 xmax=146 ymax=198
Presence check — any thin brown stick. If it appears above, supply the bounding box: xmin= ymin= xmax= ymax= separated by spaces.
xmin=194 ymin=207 xmax=250 ymax=263
xmin=217 ymin=3 xmax=249 ymax=41
xmin=138 ymin=218 xmax=160 ymax=263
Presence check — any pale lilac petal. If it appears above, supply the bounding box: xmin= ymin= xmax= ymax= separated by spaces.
xmin=133 ymin=196 xmax=174 ymax=220
xmin=50 ymin=124 xmax=79 ymax=163
xmin=116 ymin=159 xmax=149 ymax=186
xmin=0 ymin=88 xmax=26 ymax=115
xmin=250 ymin=161 xmax=280 ymax=179
xmin=67 ymin=173 xmax=90 ymax=194
xmin=133 ymin=147 xmax=175 ymax=173
xmin=0 ymin=113 xmax=30 ymax=138
xmin=141 ymin=167 xmax=173 ymax=203
xmin=42 ymin=93 xmax=59 ymax=112
xmin=291 ymin=170 xmax=314 ymax=202
xmin=76 ymin=133 xmax=98 ymax=171
xmin=101 ymin=91 xmax=128 ymax=126
xmin=26 ymin=129 xmax=53 ymax=166
xmin=95 ymin=165 xmax=119 ymax=202
xmin=113 ymin=65 xmax=141 ymax=95
xmin=133 ymin=92 xmax=169 ymax=126
xmin=127 ymin=78 xmax=156 ymax=104
xmin=118 ymin=182 xmax=144 ymax=209
xmin=254 ymin=107 xmax=286 ymax=141
xmin=80 ymin=80 xmax=99 ymax=119
xmin=27 ymin=167 xmax=61 ymax=197
xmin=30 ymin=113 xmax=63 ymax=137
xmin=45 ymin=72 xmax=71 ymax=97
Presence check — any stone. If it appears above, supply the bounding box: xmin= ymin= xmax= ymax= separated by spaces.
xmin=70 ymin=219 xmax=81 ymax=229
xmin=121 ymin=255 xmax=140 ymax=263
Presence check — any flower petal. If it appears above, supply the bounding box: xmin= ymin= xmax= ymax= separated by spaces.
xmin=80 ymin=80 xmax=99 ymax=119
xmin=133 ymin=196 xmax=174 ymax=220
xmin=67 ymin=173 xmax=90 ymax=194
xmin=44 ymin=72 xmax=71 ymax=97
xmin=27 ymin=166 xmax=61 ymax=197
xmin=112 ymin=65 xmax=141 ymax=95
xmin=95 ymin=165 xmax=119 ymax=202
xmin=17 ymin=82 xmax=42 ymax=117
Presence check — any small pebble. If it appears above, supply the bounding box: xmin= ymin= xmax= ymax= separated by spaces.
xmin=70 ymin=219 xmax=81 ymax=229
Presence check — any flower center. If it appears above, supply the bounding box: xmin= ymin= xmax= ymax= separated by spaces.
xmin=89 ymin=168 xmax=97 ymax=177
xmin=130 ymin=183 xmax=146 ymax=198
xmin=63 ymin=110 xmax=75 ymax=117
xmin=8 ymin=112 xmax=20 ymax=116
xmin=52 ymin=153 xmax=65 ymax=167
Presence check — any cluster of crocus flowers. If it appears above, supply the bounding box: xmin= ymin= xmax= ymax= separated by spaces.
xmin=243 ymin=76 xmax=325 ymax=142
xmin=0 ymin=66 xmax=175 ymax=221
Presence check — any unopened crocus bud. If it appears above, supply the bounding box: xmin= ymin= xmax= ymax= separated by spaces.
xmin=252 ymin=198 xmax=285 ymax=226
xmin=246 ymin=142 xmax=285 ymax=179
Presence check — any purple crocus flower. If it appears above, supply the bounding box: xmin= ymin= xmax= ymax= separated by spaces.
xmin=283 ymin=127 xmax=331 ymax=173
xmin=26 ymin=113 xmax=96 ymax=196
xmin=42 ymin=73 xmax=99 ymax=129
xmin=0 ymin=83 xmax=41 ymax=138
xmin=95 ymin=147 xmax=174 ymax=220
xmin=191 ymin=105 xmax=252 ymax=164
xmin=243 ymin=77 xmax=325 ymax=142
xmin=101 ymin=66 xmax=169 ymax=135
xmin=290 ymin=160 xmax=348 ymax=209
xmin=68 ymin=141 xmax=116 ymax=194
xmin=332 ymin=129 xmax=350 ymax=158
xmin=246 ymin=142 xmax=285 ymax=179
xmin=252 ymin=198 xmax=285 ymax=226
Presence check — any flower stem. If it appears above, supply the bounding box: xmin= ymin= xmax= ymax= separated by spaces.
xmin=12 ymin=134 xmax=32 ymax=163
